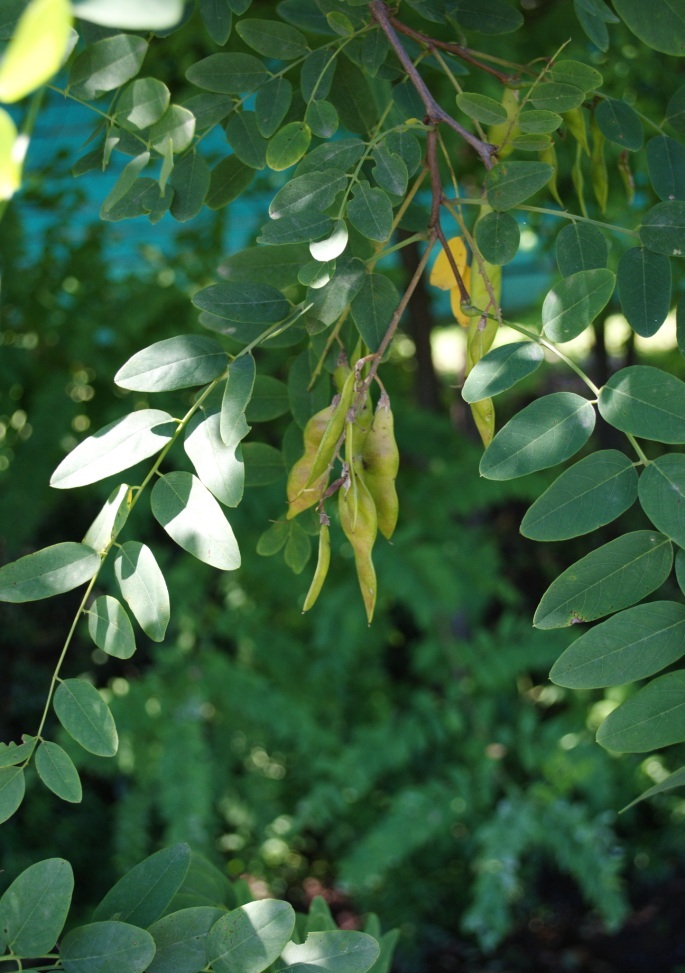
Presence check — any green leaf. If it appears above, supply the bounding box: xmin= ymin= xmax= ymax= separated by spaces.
xmin=296 ymin=138 xmax=365 ymax=177
xmin=0 ymin=736 xmax=37 ymax=768
xmin=270 ymin=171 xmax=346 ymax=220
xmin=193 ymin=282 xmax=289 ymax=325
xmin=456 ymin=92 xmax=508 ymax=125
xmin=206 ymin=899 xmax=295 ymax=973
xmin=288 ymin=350 xmax=330 ymax=430
xmin=150 ymin=105 xmax=195 ymax=155
xmin=151 ymin=472 xmax=241 ymax=570
xmin=0 ymin=108 xmax=20 ymax=200
xmin=573 ymin=0 xmax=609 ymax=49
xmin=183 ymin=93 xmax=233 ymax=130
xmin=0 ymin=0 xmax=71 ymax=103
xmin=148 ymin=906 xmax=225 ymax=973
xmin=371 ymin=146 xmax=408 ymax=197
xmin=518 ymin=110 xmax=563 ymax=134
xmin=474 ymin=211 xmax=520 ymax=265
xmin=623 ymin=765 xmax=685 ymax=809
xmin=639 ymin=200 xmax=685 ymax=256
xmin=305 ymin=99 xmax=339 ymax=139
xmin=69 ymin=34 xmax=148 ymax=100
xmin=0 ymin=858 xmax=73 ymax=955
xmin=351 ymin=274 xmax=399 ymax=352
xmin=184 ymin=410 xmax=244 ymax=507
xmin=347 ymin=184 xmax=393 ymax=242
xmin=666 ymin=84 xmax=685 ymax=135
xmin=61 ymin=921 xmax=156 ymax=973
xmin=99 ymin=176 xmax=158 ymax=222
xmin=186 ymin=53 xmax=268 ymax=93
xmin=100 ymin=152 xmax=150 ymax=217
xmin=485 ymin=161 xmax=554 ymax=211
xmin=300 ymin=48 xmax=336 ymax=102
xmin=548 ymin=59 xmax=603 ymax=92
xmin=35 ymin=741 xmax=82 ymax=803
xmin=236 ymin=18 xmax=308 ymax=58
xmin=169 ymin=152 xmax=210 ymax=222
xmin=267 ymin=122 xmax=312 ymax=171
xmin=542 ymin=268 xmax=615 ymax=343
xmin=166 ymin=852 xmax=235 ymax=914
xmin=114 ymin=541 xmax=169 ymax=642
xmin=206 ymin=156 xmax=254 ymax=210
xmin=309 ymin=220 xmax=349 ymax=262
xmin=480 ymin=392 xmax=596 ymax=480
xmin=258 ymin=212 xmax=333 ymax=246
xmin=638 ymin=453 xmax=685 ymax=546
xmin=50 ymin=410 xmax=175 ymax=489
xmin=116 ymin=78 xmax=170 ymax=130
xmin=115 ymin=336 xmax=226 ymax=391
xmin=533 ymin=530 xmax=672 ymax=630
xmin=245 ymin=376 xmax=290 ymax=422
xmin=328 ymin=57 xmax=378 ymax=134
xmin=257 ymin=520 xmax=290 ymax=557
xmin=597 ymin=671 xmax=685 ymax=753
xmin=199 ymin=0 xmax=232 ymax=44
xmin=307 ymin=256 xmax=366 ymax=326
xmin=617 ymin=247 xmax=671 ymax=338
xmin=225 ymin=112 xmax=268 ymax=169
xmin=452 ymin=0 xmax=523 ymax=34
xmin=0 ymin=542 xmax=100 ymax=603
xmin=255 ymin=78 xmax=292 ymax=138
xmin=94 ymin=844 xmax=190 ymax=928
xmin=72 ymin=0 xmax=183 ymax=28
xmin=54 ymin=679 xmax=118 ymax=757
xmin=275 ymin=932 xmax=380 ymax=973
xmin=87 ymin=594 xmax=136 ymax=659
xmin=598 ymin=366 xmax=685 ymax=443
xmin=0 ymin=767 xmax=24 ymax=824
xmin=612 ymin=0 xmax=685 ymax=56
xmin=221 ymin=355 xmax=256 ymax=445
xmin=220 ymin=244 xmax=309 ymax=289
xmin=679 ymin=292 xmax=685 ymax=361
xmin=551 ymin=601 xmax=685 ymax=688
xmin=647 ymin=136 xmax=685 ymax=201
xmin=530 ymin=83 xmax=585 ymax=113
xmin=556 ymin=222 xmax=608 ymax=276
xmin=595 ymin=98 xmax=643 ymax=151
xmin=462 ymin=341 xmax=544 ymax=403
xmin=242 ymin=443 xmax=285 ymax=486
xmin=520 ymin=450 xmax=638 ymax=541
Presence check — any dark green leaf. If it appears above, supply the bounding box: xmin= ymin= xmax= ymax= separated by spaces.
xmin=518 ymin=110 xmax=563 ymax=134
xmin=114 ymin=541 xmax=169 ymax=642
xmin=384 ymin=131 xmax=422 ymax=175
xmin=54 ymin=679 xmax=118 ymax=757
xmin=221 ymin=354 xmax=256 ymax=445
xmin=647 ymin=136 xmax=685 ymax=201
xmin=206 ymin=156 xmax=254 ymax=210
xmin=347 ymin=184 xmax=393 ymax=242
xmin=115 ymin=335 xmax=226 ymax=391
xmin=207 ymin=900 xmax=295 ymax=973
xmin=245 ymin=376 xmax=290 ymax=422
xmin=193 ymin=282 xmax=289 ymax=324
xmin=595 ymin=98 xmax=643 ymax=151
xmin=184 ymin=410 xmax=244 ymax=507
xmin=612 ymin=0 xmax=685 ymax=56
xmin=623 ymin=765 xmax=685 ymax=809
xmin=284 ymin=521 xmax=311 ymax=573
xmin=305 ymin=99 xmax=339 ymax=138
xmin=638 ymin=454 xmax=685 ymax=546
xmin=307 ymin=256 xmax=366 ymax=325
xmin=598 ymin=366 xmax=685 ymax=443
xmin=150 ymin=105 xmax=195 ymax=155
xmin=182 ymin=93 xmax=233 ymax=130
xmin=548 ymin=60 xmax=603 ymax=92
xmin=242 ymin=443 xmax=286 ymax=486
xmin=116 ymin=78 xmax=169 ymax=130
xmin=597 ymin=671 xmax=685 ymax=753
xmin=0 ymin=767 xmax=24 ymax=824
xmin=151 ymin=472 xmax=241 ymax=570
xmin=556 ymin=222 xmax=608 ymax=276
xmin=485 ymin=161 xmax=554 ymax=211
xmin=288 ymin=350 xmax=330 ymax=429
xmin=480 ymin=392 xmax=596 ymax=480
xmin=269 ymin=170 xmax=346 ymax=220
xmin=296 ymin=138 xmax=365 ymax=176
xmin=678 ymin=292 xmax=685 ymax=361
xmin=169 ymin=152 xmax=210 ymax=222
xmin=666 ymin=84 xmax=685 ymax=135
xmin=220 ymin=244 xmax=310 ymax=288
xmin=257 ymin=520 xmax=290 ymax=557
xmin=530 ymin=83 xmax=585 ymax=113
xmin=267 ymin=122 xmax=312 ymax=171
xmin=61 ymin=921 xmax=156 ymax=973
xmin=520 ymin=450 xmax=638 ymax=541
xmin=617 ymin=247 xmax=671 ymax=338
xmin=255 ymin=78 xmax=292 ymax=138
xmin=551 ymin=601 xmax=685 ymax=688
xmin=328 ymin=57 xmax=378 ymax=134
xmin=371 ymin=146 xmax=408 ymax=197
xmin=456 ymin=92 xmax=508 ymax=125
xmin=639 ymin=200 xmax=685 ymax=256
xmin=186 ymin=53 xmax=268 ymax=93
xmin=35 ymin=742 xmax=82 ymax=803
xmin=236 ymin=18 xmax=308 ymax=58
xmin=452 ymin=0 xmax=523 ymax=34
xmin=148 ymin=906 xmax=225 ymax=973
xmin=94 ymin=844 xmax=190 ymax=928
xmin=534 ymin=531 xmax=672 ymax=629
xmin=542 ymin=268 xmax=615 ymax=342
xmin=69 ymin=35 xmax=148 ymax=100
xmin=0 ymin=736 xmax=36 ymax=768
xmin=0 ymin=542 xmax=100 ymax=603
xmin=0 ymin=858 xmax=73 ymax=955
xmin=258 ymin=212 xmax=333 ymax=246
xmin=199 ymin=0 xmax=232 ymax=45
xmin=462 ymin=341 xmax=544 ymax=403
xmin=300 ymin=48 xmax=336 ymax=102
xmin=351 ymin=274 xmax=399 ymax=352
xmin=225 ymin=111 xmax=267 ymax=169
xmin=87 ymin=594 xmax=136 ymax=659
xmin=474 ymin=211 xmax=520 ymax=264
xmin=165 ymin=851 xmax=236 ymax=914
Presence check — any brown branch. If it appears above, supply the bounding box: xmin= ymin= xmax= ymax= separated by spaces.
xmin=369 ymin=0 xmax=497 ymax=170
xmin=426 ymin=129 xmax=470 ymax=304
xmin=389 ymin=16 xmax=517 ymax=84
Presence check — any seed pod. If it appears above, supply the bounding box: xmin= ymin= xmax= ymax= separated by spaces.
xmin=302 ymin=523 xmax=331 ymax=612
xmin=339 ymin=471 xmax=377 ymax=624
xmin=361 ymin=393 xmax=399 ymax=540
xmin=286 ymin=402 xmax=334 ymax=519
xmin=333 ymin=351 xmax=352 ymax=393
xmin=305 ymin=370 xmax=355 ymax=487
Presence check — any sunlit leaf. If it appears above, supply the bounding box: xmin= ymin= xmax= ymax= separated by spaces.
xmin=87 ymin=594 xmax=136 ymax=659
xmin=0 ymin=0 xmax=71 ymax=103
xmin=115 ymin=335 xmax=226 ymax=391
xmin=275 ymin=931 xmax=380 ymax=973
xmin=462 ymin=341 xmax=544 ymax=402
xmin=54 ymin=679 xmax=118 ymax=757
xmin=151 ymin=472 xmax=240 ymax=570
xmin=542 ymin=268 xmax=615 ymax=343
xmin=94 ymin=844 xmax=190 ymax=928
xmin=73 ymin=0 xmax=183 ymax=28
xmin=599 ymin=366 xmax=685 ymax=443
xmin=69 ymin=34 xmax=148 ymax=100
xmin=206 ymin=899 xmax=295 ymax=973
xmin=185 ymin=409 xmax=245 ymax=507
xmin=0 ymin=542 xmax=100 ymax=603
xmin=148 ymin=906 xmax=225 ymax=973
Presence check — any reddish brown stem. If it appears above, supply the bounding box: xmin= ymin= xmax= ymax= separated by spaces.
xmin=389 ymin=16 xmax=517 ymax=84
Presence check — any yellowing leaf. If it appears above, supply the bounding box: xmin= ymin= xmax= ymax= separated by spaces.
xmin=0 ymin=0 xmax=72 ymax=103
xmin=429 ymin=236 xmax=468 ymax=290
xmin=470 ymin=398 xmax=495 ymax=447
xmin=0 ymin=109 xmax=21 ymax=199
